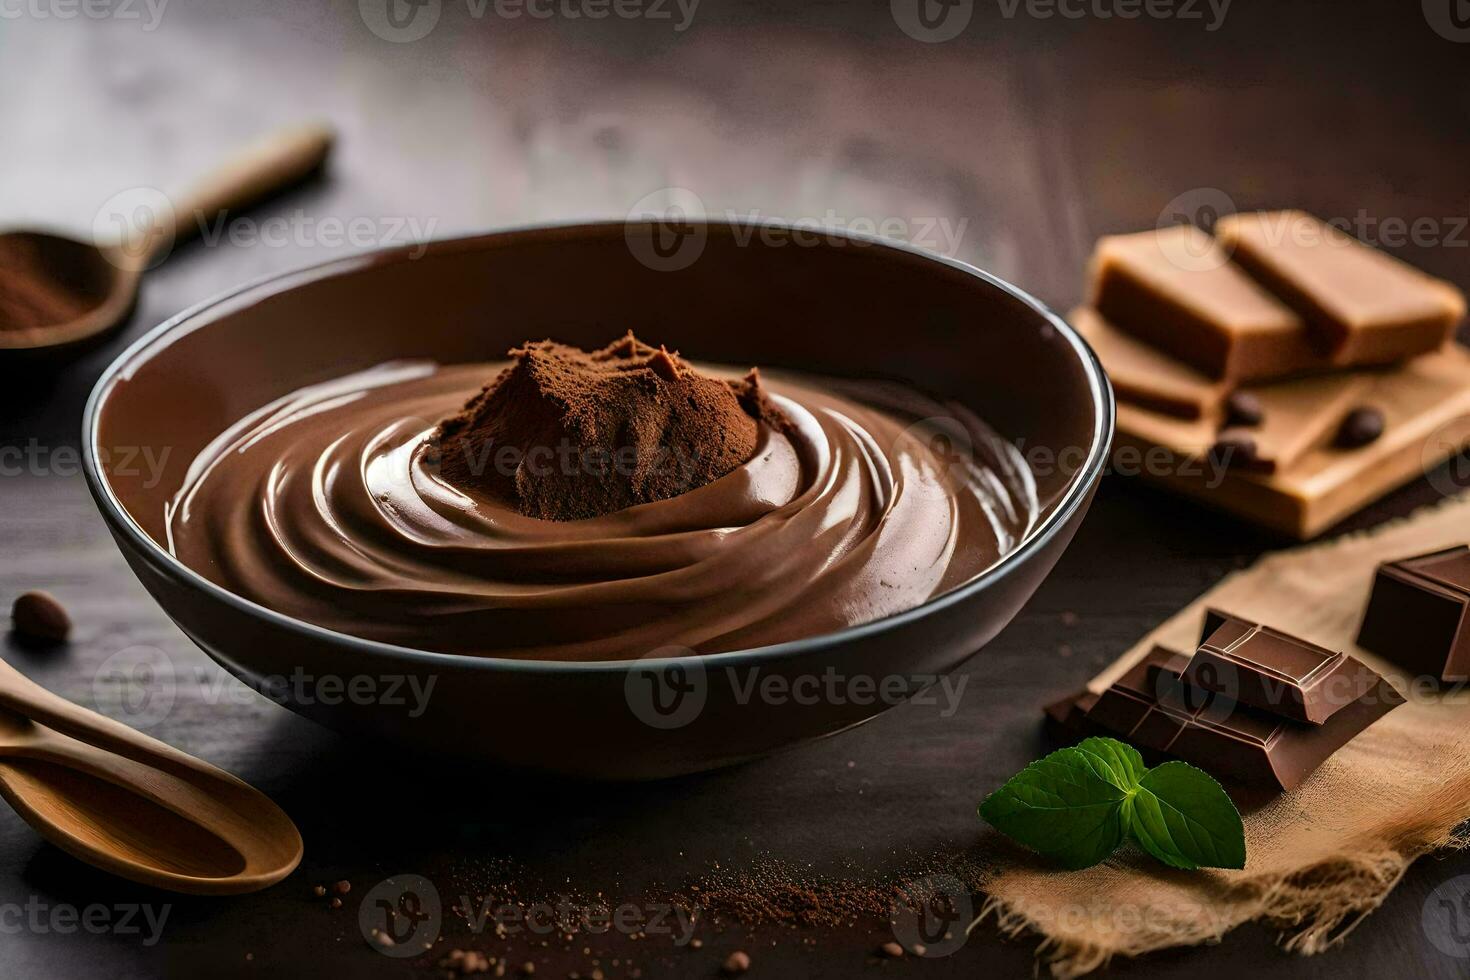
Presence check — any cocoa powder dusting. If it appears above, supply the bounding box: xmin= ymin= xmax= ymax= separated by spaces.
xmin=435 ymin=332 xmax=791 ymax=521
xmin=0 ymin=236 xmax=99 ymax=333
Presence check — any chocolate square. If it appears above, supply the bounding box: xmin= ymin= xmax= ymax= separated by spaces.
xmin=1187 ymin=617 xmax=1377 ymax=724
xmin=1358 ymin=545 xmax=1470 ymax=682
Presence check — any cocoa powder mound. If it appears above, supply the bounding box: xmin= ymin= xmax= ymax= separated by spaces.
xmin=435 ymin=332 xmax=791 ymax=521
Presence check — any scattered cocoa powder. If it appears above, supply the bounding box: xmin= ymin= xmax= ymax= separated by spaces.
xmin=440 ymin=949 xmax=494 ymax=975
xmin=435 ymin=332 xmax=790 ymax=521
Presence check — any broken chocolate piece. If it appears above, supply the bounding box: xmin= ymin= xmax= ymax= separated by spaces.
xmin=1189 ymin=612 xmax=1380 ymax=724
xmin=1217 ymin=211 xmax=1465 ymax=364
xmin=1071 ymin=646 xmax=1404 ymax=791
xmin=1357 ymin=545 xmax=1470 ymax=682
xmin=1088 ymin=225 xmax=1325 ymax=381
xmin=1334 ymin=406 xmax=1384 ymax=448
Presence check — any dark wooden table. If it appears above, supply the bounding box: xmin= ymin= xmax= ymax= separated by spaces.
xmin=3 ymin=2 xmax=1468 ymax=977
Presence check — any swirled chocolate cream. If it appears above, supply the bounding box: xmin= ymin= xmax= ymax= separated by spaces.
xmin=168 ymin=333 xmax=1038 ymax=661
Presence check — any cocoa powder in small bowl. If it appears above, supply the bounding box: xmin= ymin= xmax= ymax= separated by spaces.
xmin=0 ymin=234 xmax=111 ymax=337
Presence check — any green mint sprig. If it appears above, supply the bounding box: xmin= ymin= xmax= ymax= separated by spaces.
xmin=978 ymin=737 xmax=1246 ymax=871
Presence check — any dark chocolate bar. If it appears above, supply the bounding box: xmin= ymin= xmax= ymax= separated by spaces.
xmin=1357 ymin=545 xmax=1470 ymax=682
xmin=1042 ymin=690 xmax=1097 ymax=737
xmin=1050 ymin=645 xmax=1403 ymax=792
xmin=1187 ymin=611 xmax=1378 ymax=724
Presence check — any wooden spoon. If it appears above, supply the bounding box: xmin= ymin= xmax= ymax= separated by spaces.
xmin=0 ymin=122 xmax=334 ymax=355
xmin=0 ymin=658 xmax=302 ymax=895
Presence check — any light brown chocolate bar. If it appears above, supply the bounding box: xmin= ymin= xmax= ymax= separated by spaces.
xmin=1088 ymin=225 xmax=1329 ymax=382
xmin=1070 ymin=307 xmax=1231 ymax=420
xmin=1115 ymin=345 xmax=1470 ymax=538
xmin=1116 ymin=371 xmax=1373 ymax=475
xmin=1217 ymin=211 xmax=1466 ymax=365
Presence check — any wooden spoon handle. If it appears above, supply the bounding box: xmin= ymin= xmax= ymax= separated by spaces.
xmin=152 ymin=122 xmax=335 ymax=262
xmin=0 ymin=714 xmax=241 ymax=834
xmin=0 ymin=657 xmax=235 ymax=788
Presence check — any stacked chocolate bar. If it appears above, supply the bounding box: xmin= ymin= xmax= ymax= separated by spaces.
xmin=1074 ymin=211 xmax=1469 ymax=538
xmin=1047 ymin=610 xmax=1404 ymax=792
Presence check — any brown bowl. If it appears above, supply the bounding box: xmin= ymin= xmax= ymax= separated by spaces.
xmin=83 ymin=221 xmax=1113 ymax=779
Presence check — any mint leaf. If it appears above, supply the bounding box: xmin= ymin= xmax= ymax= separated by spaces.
xmin=978 ymin=744 xmax=1130 ymax=870
xmin=1124 ymin=762 xmax=1246 ymax=870
xmin=979 ymin=738 xmax=1247 ymax=872
xmin=1074 ymin=736 xmax=1147 ymax=791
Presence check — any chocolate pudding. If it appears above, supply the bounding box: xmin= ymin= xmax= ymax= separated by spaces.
xmin=167 ymin=334 xmax=1038 ymax=661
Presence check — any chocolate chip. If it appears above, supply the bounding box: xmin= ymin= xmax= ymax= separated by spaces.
xmin=11 ymin=591 xmax=70 ymax=645
xmin=1224 ymin=390 xmax=1264 ymax=428
xmin=1209 ymin=429 xmax=1259 ymax=468
xmin=1335 ymin=406 xmax=1384 ymax=448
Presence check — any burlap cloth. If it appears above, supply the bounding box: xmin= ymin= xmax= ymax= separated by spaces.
xmin=976 ymin=493 xmax=1470 ymax=976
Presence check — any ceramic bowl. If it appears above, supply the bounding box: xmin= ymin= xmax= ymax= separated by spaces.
xmin=84 ymin=221 xmax=1113 ymax=779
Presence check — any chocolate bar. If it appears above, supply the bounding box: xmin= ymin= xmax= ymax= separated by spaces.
xmin=1111 ymin=368 xmax=1373 ymax=474
xmin=1049 ymin=645 xmax=1404 ymax=791
xmin=1211 ymin=373 xmax=1372 ymax=475
xmin=1088 ymin=225 xmax=1327 ymax=381
xmin=1069 ymin=306 xmax=1231 ymax=420
xmin=1357 ymin=545 xmax=1470 ymax=682
xmin=1187 ymin=611 xmax=1379 ymax=724
xmin=1113 ymin=343 xmax=1470 ymax=539
xmin=1217 ymin=211 xmax=1465 ymax=365
xmin=1043 ymin=690 xmax=1097 ymax=737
